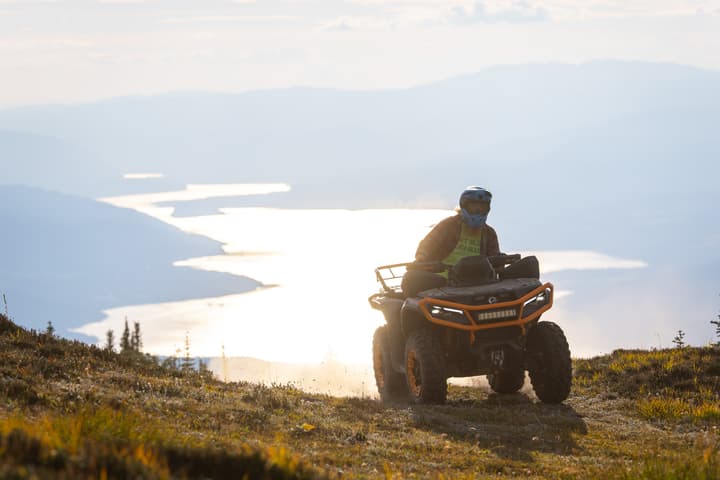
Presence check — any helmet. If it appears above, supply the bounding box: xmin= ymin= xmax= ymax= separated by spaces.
xmin=459 ymin=186 xmax=492 ymax=229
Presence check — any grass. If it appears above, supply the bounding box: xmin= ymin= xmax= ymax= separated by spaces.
xmin=574 ymin=347 xmax=720 ymax=424
xmin=637 ymin=397 xmax=720 ymax=422
xmin=600 ymin=440 xmax=720 ymax=480
xmin=1 ymin=312 xmax=719 ymax=478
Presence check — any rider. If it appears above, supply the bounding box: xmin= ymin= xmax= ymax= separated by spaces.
xmin=416 ymin=186 xmax=500 ymax=264
xmin=402 ymin=186 xmax=500 ymax=295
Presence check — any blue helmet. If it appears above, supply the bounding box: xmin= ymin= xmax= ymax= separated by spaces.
xmin=459 ymin=186 xmax=492 ymax=229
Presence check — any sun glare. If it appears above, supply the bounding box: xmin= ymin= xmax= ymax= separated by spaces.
xmin=123 ymin=173 xmax=165 ymax=180
xmin=78 ymin=185 xmax=648 ymax=367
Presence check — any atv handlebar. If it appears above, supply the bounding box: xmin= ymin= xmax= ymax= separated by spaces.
xmin=405 ymin=261 xmax=449 ymax=273
xmin=407 ymin=254 xmax=521 ymax=272
xmin=405 ymin=254 xmax=521 ymax=273
xmin=487 ymin=253 xmax=521 ymax=269
xmin=375 ymin=254 xmax=524 ymax=294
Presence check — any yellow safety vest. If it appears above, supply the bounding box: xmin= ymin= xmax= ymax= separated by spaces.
xmin=440 ymin=225 xmax=483 ymax=277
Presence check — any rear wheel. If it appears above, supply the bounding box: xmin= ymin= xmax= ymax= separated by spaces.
xmin=526 ymin=321 xmax=572 ymax=403
xmin=488 ymin=363 xmax=525 ymax=394
xmin=405 ymin=329 xmax=447 ymax=404
xmin=372 ymin=326 xmax=407 ymax=402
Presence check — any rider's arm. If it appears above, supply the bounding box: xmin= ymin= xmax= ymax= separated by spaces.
xmin=484 ymin=225 xmax=500 ymax=256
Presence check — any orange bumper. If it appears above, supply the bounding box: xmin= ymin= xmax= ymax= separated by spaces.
xmin=417 ymin=282 xmax=554 ymax=337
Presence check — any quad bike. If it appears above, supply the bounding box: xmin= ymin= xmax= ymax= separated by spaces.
xmin=368 ymin=254 xmax=571 ymax=404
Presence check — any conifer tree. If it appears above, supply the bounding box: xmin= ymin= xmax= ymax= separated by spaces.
xmin=130 ymin=326 xmax=136 ymax=351
xmin=131 ymin=321 xmax=142 ymax=352
xmin=105 ymin=329 xmax=115 ymax=352
xmin=711 ymin=309 xmax=720 ymax=347
xmin=181 ymin=331 xmax=194 ymax=372
xmin=672 ymin=330 xmax=686 ymax=348
xmin=120 ymin=318 xmax=131 ymax=352
xmin=2 ymin=293 xmax=9 ymax=320
xmin=45 ymin=321 xmax=55 ymax=337
xmin=221 ymin=344 xmax=228 ymax=383
xmin=198 ymin=358 xmax=211 ymax=379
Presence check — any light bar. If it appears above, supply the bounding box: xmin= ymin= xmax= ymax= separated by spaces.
xmin=476 ymin=309 xmax=518 ymax=321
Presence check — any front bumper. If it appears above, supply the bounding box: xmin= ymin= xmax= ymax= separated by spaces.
xmin=415 ymin=282 xmax=554 ymax=336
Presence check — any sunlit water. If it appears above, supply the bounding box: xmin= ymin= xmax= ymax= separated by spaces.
xmin=123 ymin=173 xmax=165 ymax=179
xmin=73 ymin=184 xmax=648 ymax=394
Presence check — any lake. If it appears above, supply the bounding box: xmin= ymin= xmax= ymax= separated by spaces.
xmin=72 ymin=183 xmax=650 ymax=393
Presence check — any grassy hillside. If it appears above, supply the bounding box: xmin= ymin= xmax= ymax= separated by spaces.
xmin=1 ymin=313 xmax=718 ymax=479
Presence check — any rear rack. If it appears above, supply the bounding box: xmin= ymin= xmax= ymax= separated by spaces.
xmin=374 ymin=262 xmax=414 ymax=294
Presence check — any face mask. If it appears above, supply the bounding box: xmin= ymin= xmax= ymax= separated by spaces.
xmin=460 ymin=209 xmax=488 ymax=229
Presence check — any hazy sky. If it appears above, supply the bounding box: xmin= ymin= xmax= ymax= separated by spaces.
xmin=1 ymin=0 xmax=719 ymax=106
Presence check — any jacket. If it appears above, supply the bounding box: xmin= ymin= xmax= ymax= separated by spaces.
xmin=415 ymin=215 xmax=500 ymax=262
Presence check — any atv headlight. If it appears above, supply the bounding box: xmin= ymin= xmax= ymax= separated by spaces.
xmin=524 ymin=288 xmax=551 ymax=309
xmin=430 ymin=306 xmax=471 ymax=325
xmin=475 ymin=308 xmax=518 ymax=322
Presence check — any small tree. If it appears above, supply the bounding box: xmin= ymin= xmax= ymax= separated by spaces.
xmin=672 ymin=330 xmax=686 ymax=348
xmin=198 ymin=358 xmax=212 ymax=380
xmin=120 ymin=318 xmax=131 ymax=353
xmin=711 ymin=311 xmax=720 ymax=347
xmin=131 ymin=321 xmax=142 ymax=353
xmin=45 ymin=321 xmax=55 ymax=337
xmin=105 ymin=329 xmax=115 ymax=352
xmin=3 ymin=293 xmax=9 ymax=320
xmin=181 ymin=331 xmax=194 ymax=372
xmin=221 ymin=344 xmax=228 ymax=383
xmin=161 ymin=355 xmax=179 ymax=371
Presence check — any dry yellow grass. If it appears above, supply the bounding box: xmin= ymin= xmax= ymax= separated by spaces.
xmin=1 ymin=314 xmax=719 ymax=479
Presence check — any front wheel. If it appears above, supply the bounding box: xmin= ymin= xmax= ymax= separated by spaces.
xmin=372 ymin=326 xmax=407 ymax=402
xmin=526 ymin=321 xmax=572 ymax=403
xmin=405 ymin=329 xmax=447 ymax=404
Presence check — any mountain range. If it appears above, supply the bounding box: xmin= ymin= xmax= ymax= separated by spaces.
xmin=1 ymin=60 xmax=718 ymax=344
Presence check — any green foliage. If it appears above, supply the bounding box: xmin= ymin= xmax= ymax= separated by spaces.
xmin=575 ymin=347 xmax=720 ymax=426
xmin=0 ymin=312 xmax=22 ymax=336
xmin=44 ymin=321 xmax=55 ymax=337
xmin=672 ymin=330 xmax=686 ymax=348
xmin=131 ymin=321 xmax=142 ymax=352
xmin=161 ymin=355 xmax=179 ymax=371
xmin=575 ymin=347 xmax=720 ymax=398
xmin=120 ymin=318 xmax=131 ymax=353
xmin=0 ymin=413 xmax=326 ymax=480
xmin=2 ymin=293 xmax=9 ymax=320
xmin=105 ymin=329 xmax=115 ymax=352
xmin=638 ymin=397 xmax=689 ymax=420
xmin=608 ymin=441 xmax=720 ymax=480
xmin=118 ymin=320 xmax=144 ymax=355
xmin=180 ymin=331 xmax=195 ymax=372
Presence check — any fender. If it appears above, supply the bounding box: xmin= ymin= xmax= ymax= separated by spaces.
xmin=401 ymin=298 xmax=429 ymax=338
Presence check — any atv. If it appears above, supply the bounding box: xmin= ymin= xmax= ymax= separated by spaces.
xmin=368 ymin=254 xmax=571 ymax=404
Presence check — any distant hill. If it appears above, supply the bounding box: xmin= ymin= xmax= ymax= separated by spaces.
xmin=0 ymin=129 xmax=184 ymax=197
xmin=0 ymin=186 xmax=260 ymax=336
xmin=2 ymin=61 xmax=717 ymax=248
xmin=0 ymin=130 xmax=123 ymax=197
xmin=1 ymin=61 xmax=718 ymax=205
